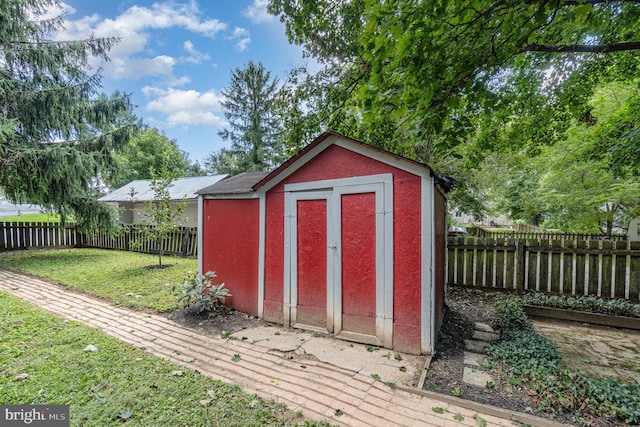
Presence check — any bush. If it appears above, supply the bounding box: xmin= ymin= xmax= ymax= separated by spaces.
xmin=493 ymin=296 xmax=533 ymax=339
xmin=175 ymin=271 xmax=231 ymax=313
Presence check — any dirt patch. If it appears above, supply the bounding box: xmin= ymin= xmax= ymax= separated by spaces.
xmin=422 ymin=288 xmax=537 ymax=410
xmin=166 ymin=306 xmax=266 ymax=337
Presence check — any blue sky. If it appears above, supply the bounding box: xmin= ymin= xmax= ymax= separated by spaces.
xmin=54 ymin=0 xmax=309 ymax=164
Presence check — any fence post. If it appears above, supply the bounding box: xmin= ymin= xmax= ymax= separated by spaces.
xmin=0 ymin=222 xmax=5 ymax=251
xmin=181 ymin=227 xmax=191 ymax=257
xmin=514 ymin=240 xmax=525 ymax=292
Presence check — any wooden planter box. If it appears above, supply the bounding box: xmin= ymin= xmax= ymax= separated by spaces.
xmin=523 ymin=305 xmax=640 ymax=331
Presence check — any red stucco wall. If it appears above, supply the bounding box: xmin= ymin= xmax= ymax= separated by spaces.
xmin=263 ymin=144 xmax=424 ymax=353
xmin=202 ymin=198 xmax=259 ymax=316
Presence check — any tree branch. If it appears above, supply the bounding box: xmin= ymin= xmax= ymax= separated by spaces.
xmin=520 ymin=41 xmax=640 ymax=53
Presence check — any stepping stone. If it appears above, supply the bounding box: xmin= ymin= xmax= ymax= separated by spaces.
xmin=464 ymin=339 xmax=491 ymax=354
xmin=463 ymin=366 xmax=495 ymax=387
xmin=463 ymin=352 xmax=487 ymax=367
xmin=472 ymin=330 xmax=500 ymax=342
xmin=474 ymin=322 xmax=496 ymax=333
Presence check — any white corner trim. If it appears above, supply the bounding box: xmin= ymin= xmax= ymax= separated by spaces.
xmin=421 ymin=176 xmax=435 ymax=354
xmin=258 ymin=193 xmax=266 ymax=318
xmin=197 ymin=195 xmax=204 ymax=276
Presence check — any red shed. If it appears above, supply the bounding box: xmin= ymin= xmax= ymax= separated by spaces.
xmin=197 ymin=132 xmax=447 ymax=355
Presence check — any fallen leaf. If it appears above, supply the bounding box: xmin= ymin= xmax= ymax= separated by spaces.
xmin=83 ymin=344 xmax=98 ymax=352
xmin=15 ymin=373 xmax=29 ymax=381
xmin=171 ymin=370 xmax=184 ymax=376
xmin=118 ymin=409 xmax=133 ymax=420
xmin=200 ymin=399 xmax=211 ymax=407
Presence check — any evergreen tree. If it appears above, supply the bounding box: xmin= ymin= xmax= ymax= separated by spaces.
xmin=207 ymin=61 xmax=284 ymax=175
xmin=0 ymin=0 xmax=134 ymax=232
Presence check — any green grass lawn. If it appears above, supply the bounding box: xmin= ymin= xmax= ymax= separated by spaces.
xmin=0 ymin=213 xmax=62 ymax=222
xmin=0 ymin=249 xmax=196 ymax=312
xmin=0 ymin=292 xmax=326 ymax=426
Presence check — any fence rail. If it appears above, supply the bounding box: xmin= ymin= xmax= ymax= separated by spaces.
xmin=0 ymin=222 xmax=198 ymax=257
xmin=471 ymin=226 xmax=627 ymax=242
xmin=447 ymin=237 xmax=640 ymax=301
xmin=83 ymin=225 xmax=198 ymax=257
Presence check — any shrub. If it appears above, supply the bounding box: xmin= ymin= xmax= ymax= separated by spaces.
xmin=493 ymin=296 xmax=533 ymax=339
xmin=175 ymin=271 xmax=231 ymax=313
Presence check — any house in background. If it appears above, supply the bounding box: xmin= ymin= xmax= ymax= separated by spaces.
xmin=99 ymin=175 xmax=227 ymax=228
xmin=197 ymin=132 xmax=447 ymax=355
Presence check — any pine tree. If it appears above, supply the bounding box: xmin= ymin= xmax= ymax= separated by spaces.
xmin=0 ymin=0 xmax=134 ymax=232
xmin=207 ymin=61 xmax=284 ymax=175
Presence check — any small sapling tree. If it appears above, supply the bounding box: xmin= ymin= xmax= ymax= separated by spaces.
xmin=131 ymin=154 xmax=187 ymax=267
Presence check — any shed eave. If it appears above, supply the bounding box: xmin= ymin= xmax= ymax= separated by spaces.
xmin=253 ymin=132 xmax=436 ymax=193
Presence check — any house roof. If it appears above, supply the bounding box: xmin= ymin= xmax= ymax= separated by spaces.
xmin=198 ymin=132 xmax=438 ymax=197
xmin=99 ymin=175 xmax=228 ymax=202
xmin=196 ymin=172 xmax=270 ymax=195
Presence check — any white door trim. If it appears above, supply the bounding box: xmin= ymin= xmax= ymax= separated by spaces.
xmin=283 ymin=174 xmax=394 ymax=347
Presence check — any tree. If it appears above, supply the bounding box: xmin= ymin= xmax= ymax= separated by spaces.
xmin=482 ymin=81 xmax=640 ymax=234
xmin=269 ymin=0 xmax=640 ymax=220
xmin=131 ymin=157 xmax=187 ymax=267
xmin=207 ymin=61 xmax=284 ymax=175
xmin=0 ymin=0 xmax=134 ymax=231
xmin=108 ymin=127 xmax=201 ymax=188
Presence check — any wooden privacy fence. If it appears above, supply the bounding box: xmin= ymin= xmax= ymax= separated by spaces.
xmin=0 ymin=221 xmax=81 ymax=250
xmin=84 ymin=224 xmax=198 ymax=257
xmin=447 ymin=237 xmax=640 ymax=301
xmin=0 ymin=221 xmax=198 ymax=257
xmin=471 ymin=226 xmax=627 ymax=242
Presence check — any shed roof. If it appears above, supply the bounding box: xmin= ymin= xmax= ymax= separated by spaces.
xmin=99 ymin=175 xmax=228 ymax=202
xmin=196 ymin=172 xmax=270 ymax=196
xmin=198 ymin=132 xmax=440 ymax=197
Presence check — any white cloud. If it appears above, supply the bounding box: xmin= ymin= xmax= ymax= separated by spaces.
xmin=229 ymin=26 xmax=251 ymax=52
xmin=143 ymin=86 xmax=227 ymax=128
xmin=105 ymin=55 xmax=176 ymax=80
xmin=231 ymin=27 xmax=250 ymax=38
xmin=56 ymin=1 xmax=225 ymax=79
xmin=183 ymin=40 xmax=211 ymax=64
xmin=243 ymin=0 xmax=274 ymax=24
xmin=235 ymin=37 xmax=251 ymax=52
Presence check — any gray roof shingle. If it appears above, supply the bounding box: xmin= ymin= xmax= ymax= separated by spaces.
xmin=99 ymin=175 xmax=228 ymax=202
xmin=197 ymin=171 xmax=270 ymax=195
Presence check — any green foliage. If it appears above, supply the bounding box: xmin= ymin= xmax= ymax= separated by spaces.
xmin=0 ymin=292 xmax=328 ymax=426
xmin=207 ymin=61 xmax=284 ymax=175
xmin=269 ymin=0 xmax=640 ymax=224
xmin=488 ymin=296 xmax=640 ymax=424
xmin=175 ymin=271 xmax=231 ymax=314
xmin=479 ymin=81 xmax=640 ymax=233
xmin=0 ymin=248 xmax=195 ymax=312
xmin=493 ymin=297 xmax=533 ymax=339
xmin=130 ymin=156 xmax=187 ymax=266
xmin=109 ymin=128 xmax=202 ymax=188
xmin=521 ymin=292 xmax=640 ymax=318
xmin=0 ymin=0 xmax=135 ymax=233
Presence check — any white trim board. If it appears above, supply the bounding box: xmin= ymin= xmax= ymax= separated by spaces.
xmin=283 ymin=174 xmax=394 ymax=348
xmin=260 ymin=134 xmax=431 ymax=193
